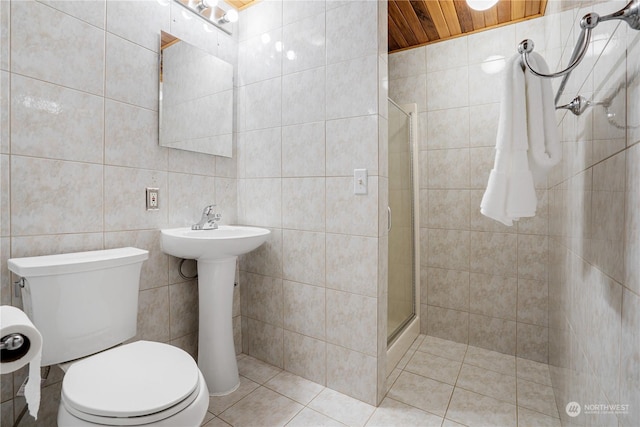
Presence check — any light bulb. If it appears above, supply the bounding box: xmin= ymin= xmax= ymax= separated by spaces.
xmin=220 ymin=8 xmax=238 ymax=23
xmin=466 ymin=0 xmax=499 ymax=11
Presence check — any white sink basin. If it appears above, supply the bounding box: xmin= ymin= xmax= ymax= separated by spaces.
xmin=160 ymin=225 xmax=270 ymax=396
xmin=161 ymin=225 xmax=270 ymax=261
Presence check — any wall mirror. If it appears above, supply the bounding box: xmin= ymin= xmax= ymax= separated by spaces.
xmin=159 ymin=31 xmax=233 ymax=157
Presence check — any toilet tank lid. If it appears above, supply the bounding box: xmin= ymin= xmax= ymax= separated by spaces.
xmin=8 ymin=247 xmax=149 ymax=277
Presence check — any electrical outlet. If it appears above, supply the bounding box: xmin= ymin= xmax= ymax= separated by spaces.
xmin=146 ymin=188 xmax=159 ymax=210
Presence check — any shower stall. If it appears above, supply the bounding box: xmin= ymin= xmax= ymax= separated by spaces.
xmin=386 ymin=100 xmax=420 ymax=374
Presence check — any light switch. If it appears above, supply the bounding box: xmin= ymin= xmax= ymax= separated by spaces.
xmin=354 ymin=169 xmax=368 ymax=195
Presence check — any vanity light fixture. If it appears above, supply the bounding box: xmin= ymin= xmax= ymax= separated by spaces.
xmin=466 ymin=0 xmax=499 ymax=11
xmin=174 ymin=0 xmax=237 ymax=35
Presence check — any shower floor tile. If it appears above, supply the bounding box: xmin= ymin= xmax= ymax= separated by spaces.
xmin=202 ymin=335 xmax=560 ymax=427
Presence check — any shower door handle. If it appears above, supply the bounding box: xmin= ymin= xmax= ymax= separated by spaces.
xmin=387 ymin=206 xmax=392 ymax=232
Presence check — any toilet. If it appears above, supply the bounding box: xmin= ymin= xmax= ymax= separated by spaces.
xmin=7 ymin=247 xmax=209 ymax=426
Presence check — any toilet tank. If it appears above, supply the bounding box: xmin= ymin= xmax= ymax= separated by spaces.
xmin=7 ymin=247 xmax=149 ymax=366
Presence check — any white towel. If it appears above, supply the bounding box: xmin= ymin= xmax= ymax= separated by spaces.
xmin=481 ymin=52 xmax=561 ymax=226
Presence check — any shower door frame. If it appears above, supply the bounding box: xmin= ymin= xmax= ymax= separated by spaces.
xmin=386 ymin=101 xmax=420 ymax=376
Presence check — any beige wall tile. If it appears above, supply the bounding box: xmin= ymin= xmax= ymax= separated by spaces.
xmin=326 ymin=233 xmax=378 ymax=297
xmin=282 ymin=178 xmax=326 ymax=232
xmin=12 ymin=157 xmax=104 ymax=235
xmin=169 ymin=281 xmax=199 ymax=339
xmin=427 ymin=267 xmax=470 ymax=312
xmin=517 ymin=234 xmax=548 ymax=281
xmin=11 ymin=1 xmax=105 ymax=95
xmin=516 ymin=323 xmax=548 ymax=364
xmin=246 ymin=318 xmax=284 ymax=369
xmin=427 ymin=190 xmax=470 ymax=230
xmin=468 ymin=313 xmax=516 ymax=356
xmin=283 ymin=281 xmax=325 ymax=340
xmin=11 ymin=75 xmax=104 ymax=163
xmin=470 ymin=232 xmax=517 ymax=277
xmin=104 ymin=166 xmax=167 ymax=231
xmin=427 ymin=306 xmax=468 ymax=344
xmin=136 ymin=286 xmax=170 ymax=343
xmin=241 ymin=272 xmax=283 ymax=328
xmin=427 ymin=148 xmax=469 ymax=189
xmin=326 ymin=344 xmax=377 ymax=405
xmin=104 ymin=230 xmax=168 ymax=291
xmin=283 ymin=230 xmax=325 ymax=286
xmin=517 ymin=279 xmax=548 ymax=327
xmin=469 ymin=273 xmax=517 ymax=321
xmin=427 ymin=229 xmax=469 ymax=271
xmin=326 ymin=289 xmax=377 ymax=356
xmin=326 ymin=176 xmax=379 ymax=237
xmin=105 ymin=33 xmax=158 ymax=111
xmin=284 ymin=330 xmax=326 ymax=386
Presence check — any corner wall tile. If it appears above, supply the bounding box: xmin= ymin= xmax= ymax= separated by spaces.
xmin=427 ymin=306 xmax=469 ymax=344
xmin=326 ymin=344 xmax=377 ymax=405
xmin=247 ymin=318 xmax=284 ymax=369
xmin=283 ymin=330 xmax=326 ymax=385
xmin=468 ymin=313 xmax=516 ymax=356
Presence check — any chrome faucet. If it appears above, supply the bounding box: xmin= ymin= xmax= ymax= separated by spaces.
xmin=192 ymin=205 xmax=222 ymax=230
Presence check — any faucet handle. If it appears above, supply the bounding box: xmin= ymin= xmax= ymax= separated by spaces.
xmin=202 ymin=204 xmax=216 ymax=216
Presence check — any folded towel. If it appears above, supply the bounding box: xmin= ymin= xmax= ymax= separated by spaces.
xmin=481 ymin=52 xmax=561 ymax=226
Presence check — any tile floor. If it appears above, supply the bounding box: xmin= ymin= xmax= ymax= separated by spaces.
xmin=202 ymin=335 xmax=561 ymax=427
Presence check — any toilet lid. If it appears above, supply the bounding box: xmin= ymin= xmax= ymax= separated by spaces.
xmin=61 ymin=341 xmax=200 ymax=420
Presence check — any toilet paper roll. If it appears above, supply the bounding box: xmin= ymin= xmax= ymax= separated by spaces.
xmin=1 ymin=305 xmax=42 ymax=419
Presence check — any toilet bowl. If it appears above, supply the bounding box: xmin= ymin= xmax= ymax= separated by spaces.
xmin=7 ymin=248 xmax=209 ymax=426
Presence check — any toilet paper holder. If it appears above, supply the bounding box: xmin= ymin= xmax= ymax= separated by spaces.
xmin=1 ymin=333 xmax=26 ymax=351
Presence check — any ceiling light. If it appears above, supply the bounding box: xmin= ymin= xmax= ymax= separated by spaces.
xmin=466 ymin=0 xmax=499 ymax=11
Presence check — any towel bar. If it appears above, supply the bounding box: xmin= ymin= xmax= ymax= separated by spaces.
xmin=517 ymin=0 xmax=640 ymax=114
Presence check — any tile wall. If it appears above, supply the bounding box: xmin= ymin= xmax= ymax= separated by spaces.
xmin=234 ymin=0 xmax=390 ymax=406
xmin=389 ymin=13 xmax=553 ymax=363
xmin=0 ymin=0 xmax=239 ymax=424
xmin=546 ymin=0 xmax=640 ymax=426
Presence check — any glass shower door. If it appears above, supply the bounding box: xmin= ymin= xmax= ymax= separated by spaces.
xmin=387 ymin=100 xmax=416 ymax=344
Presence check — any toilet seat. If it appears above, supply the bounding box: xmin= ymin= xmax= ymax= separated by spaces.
xmin=61 ymin=341 xmax=201 ymax=426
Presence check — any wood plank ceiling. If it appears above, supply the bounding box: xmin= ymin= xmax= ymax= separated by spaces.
xmin=389 ymin=0 xmax=548 ymax=52
xmin=222 ymin=0 xmax=547 ymax=53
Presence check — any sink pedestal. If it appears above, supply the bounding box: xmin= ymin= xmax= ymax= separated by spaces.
xmin=197 ymin=257 xmax=239 ymax=396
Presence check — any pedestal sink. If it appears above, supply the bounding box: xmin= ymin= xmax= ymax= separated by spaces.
xmin=160 ymin=225 xmax=270 ymax=395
